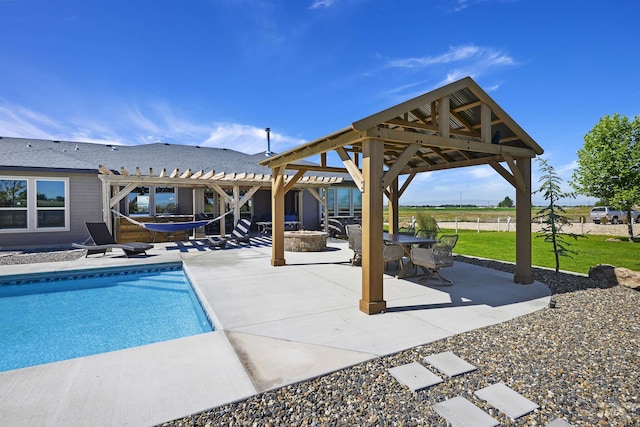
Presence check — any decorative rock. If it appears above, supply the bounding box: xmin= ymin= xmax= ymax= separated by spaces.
xmin=588 ymin=264 xmax=640 ymax=289
xmin=613 ymin=267 xmax=640 ymax=289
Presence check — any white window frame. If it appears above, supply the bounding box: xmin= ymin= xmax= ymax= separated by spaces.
xmin=0 ymin=176 xmax=70 ymax=233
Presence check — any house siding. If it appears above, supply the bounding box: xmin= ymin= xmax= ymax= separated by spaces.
xmin=0 ymin=170 xmax=101 ymax=249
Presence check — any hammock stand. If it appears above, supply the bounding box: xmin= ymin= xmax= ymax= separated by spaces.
xmin=112 ymin=210 xmax=234 ymax=242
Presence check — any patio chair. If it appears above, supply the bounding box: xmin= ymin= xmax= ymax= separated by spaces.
xmin=410 ymin=234 xmax=458 ymax=286
xmin=383 ymin=242 xmax=405 ymax=271
xmin=345 ymin=224 xmax=362 ymax=266
xmin=73 ymin=222 xmax=153 ymax=258
xmin=230 ymin=218 xmax=253 ymax=244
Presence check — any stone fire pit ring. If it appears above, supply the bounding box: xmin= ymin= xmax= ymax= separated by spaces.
xmin=283 ymin=230 xmax=328 ymax=252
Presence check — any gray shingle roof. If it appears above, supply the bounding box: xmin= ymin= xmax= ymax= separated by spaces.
xmin=0 ymin=137 xmax=273 ymax=175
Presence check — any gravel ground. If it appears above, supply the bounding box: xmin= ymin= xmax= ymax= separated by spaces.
xmin=0 ymin=246 xmax=638 ymax=425
xmin=158 ymin=259 xmax=639 ymax=427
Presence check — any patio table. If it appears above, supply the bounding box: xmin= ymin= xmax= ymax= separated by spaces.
xmin=383 ymin=233 xmax=437 ymax=278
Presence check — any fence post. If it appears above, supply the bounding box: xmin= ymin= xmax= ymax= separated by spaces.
xmin=477 ymin=217 xmax=480 ymax=233
xmin=455 ymin=217 xmax=458 ymax=234
xmin=497 ymin=217 xmax=501 ymax=232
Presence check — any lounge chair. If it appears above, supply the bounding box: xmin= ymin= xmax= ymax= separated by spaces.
xmin=206 ymin=236 xmax=228 ymax=249
xmin=230 ymin=218 xmax=253 ymax=244
xmin=73 ymin=222 xmax=153 ymax=258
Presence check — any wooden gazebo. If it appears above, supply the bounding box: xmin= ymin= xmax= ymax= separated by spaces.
xmin=260 ymin=76 xmax=544 ymax=315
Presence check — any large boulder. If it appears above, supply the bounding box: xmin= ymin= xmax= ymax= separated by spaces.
xmin=588 ymin=264 xmax=640 ymax=290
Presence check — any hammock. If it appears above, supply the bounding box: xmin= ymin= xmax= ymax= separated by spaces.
xmin=112 ymin=210 xmax=233 ymax=233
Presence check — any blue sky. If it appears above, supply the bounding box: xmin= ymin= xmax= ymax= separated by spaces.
xmin=1 ymin=0 xmax=638 ymax=206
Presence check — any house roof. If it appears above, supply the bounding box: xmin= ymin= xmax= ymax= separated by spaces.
xmin=0 ymin=137 xmax=274 ymax=175
xmin=261 ymin=76 xmax=543 ymax=174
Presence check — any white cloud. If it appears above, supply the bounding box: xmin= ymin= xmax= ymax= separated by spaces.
xmin=309 ymin=0 xmax=336 ymax=9
xmin=387 ymin=45 xmax=481 ymax=68
xmin=0 ymin=99 xmax=305 ymax=155
xmin=381 ymin=45 xmax=516 ymax=101
xmin=467 ymin=165 xmax=495 ymax=178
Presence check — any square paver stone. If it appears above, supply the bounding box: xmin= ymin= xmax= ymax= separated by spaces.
xmin=546 ymin=419 xmax=573 ymax=427
xmin=388 ymin=362 xmax=442 ymax=392
xmin=432 ymin=396 xmax=499 ymax=427
xmin=424 ymin=351 xmax=477 ymax=377
xmin=474 ymin=382 xmax=539 ymax=420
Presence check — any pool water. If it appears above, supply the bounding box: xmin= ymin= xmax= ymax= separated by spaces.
xmin=0 ymin=264 xmax=213 ymax=372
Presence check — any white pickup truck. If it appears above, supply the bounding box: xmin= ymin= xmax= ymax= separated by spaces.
xmin=589 ymin=206 xmax=640 ymax=224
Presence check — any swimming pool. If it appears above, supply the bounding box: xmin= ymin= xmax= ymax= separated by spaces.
xmin=0 ymin=263 xmax=213 ymax=372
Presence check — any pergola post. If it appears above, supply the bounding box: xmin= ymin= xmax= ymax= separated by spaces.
xmin=514 ymin=156 xmax=533 ymax=283
xmin=271 ymin=167 xmax=286 ymax=266
xmin=359 ymin=139 xmax=386 ymax=314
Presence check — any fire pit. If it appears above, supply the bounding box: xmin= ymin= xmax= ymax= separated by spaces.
xmin=283 ymin=230 xmax=328 ymax=252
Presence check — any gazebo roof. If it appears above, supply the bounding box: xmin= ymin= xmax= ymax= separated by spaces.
xmin=261 ymin=76 xmax=543 ymax=173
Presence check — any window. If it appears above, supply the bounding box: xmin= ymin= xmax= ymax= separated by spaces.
xmin=0 ymin=179 xmax=28 ymax=229
xmin=337 ymin=188 xmax=351 ymax=216
xmin=0 ymin=177 xmax=68 ymax=232
xmin=36 ymin=180 xmax=66 ymax=228
xmin=128 ymin=187 xmax=150 ymax=215
xmin=155 ymin=187 xmax=176 ymax=214
xmin=321 ymin=187 xmax=361 ymax=217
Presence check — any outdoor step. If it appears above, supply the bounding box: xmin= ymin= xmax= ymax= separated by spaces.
xmin=388 ymin=362 xmax=442 ymax=392
xmin=474 ymin=382 xmax=539 ymax=420
xmin=423 ymin=351 xmax=477 ymax=377
xmin=432 ymin=396 xmax=499 ymax=427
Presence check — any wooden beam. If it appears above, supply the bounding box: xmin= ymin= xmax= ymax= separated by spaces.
xmin=481 ymin=102 xmax=492 ymax=144
xmin=397 ymin=172 xmax=416 ymax=198
xmin=283 ymin=169 xmax=306 ymax=194
xmin=405 ymin=155 xmax=499 ymax=174
xmin=514 ymin=156 xmax=533 ymax=283
xmin=109 ymin=182 xmax=138 ymax=209
xmin=336 ymin=147 xmax=364 ymax=191
xmin=271 ymin=165 xmax=286 ymax=266
xmin=99 ymin=165 xmax=113 ymax=175
xmin=489 ymin=160 xmax=516 ymax=188
xmin=366 ymin=127 xmax=537 ymax=158
xmin=438 ymin=96 xmax=450 ymax=138
xmin=381 ymin=143 xmax=419 ymax=190
xmin=360 ymin=139 xmax=386 ymax=315
xmin=352 ymin=77 xmax=471 ymax=132
xmin=503 ymin=154 xmax=527 ymax=194
xmin=260 ymin=127 xmax=365 ymax=169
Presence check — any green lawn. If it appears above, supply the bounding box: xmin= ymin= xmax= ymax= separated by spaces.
xmin=444 ymin=228 xmax=640 ymax=274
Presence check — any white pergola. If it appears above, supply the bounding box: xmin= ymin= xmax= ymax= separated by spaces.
xmin=98 ymin=165 xmax=342 ymax=235
xmin=260 ymin=77 xmax=544 ymax=315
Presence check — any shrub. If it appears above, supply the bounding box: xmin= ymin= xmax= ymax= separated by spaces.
xmin=415 ymin=213 xmax=440 ymax=239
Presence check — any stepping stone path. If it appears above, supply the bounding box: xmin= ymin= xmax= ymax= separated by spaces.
xmin=388 ymin=352 xmax=572 ymax=426
xmin=424 ymin=350 xmax=477 ymax=377
xmin=475 ymin=382 xmax=539 ymax=420
xmin=432 ymin=396 xmax=499 ymax=427
xmin=387 ymin=362 xmax=443 ymax=392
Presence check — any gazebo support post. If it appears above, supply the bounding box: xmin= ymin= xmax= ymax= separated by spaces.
xmin=271 ymin=167 xmax=286 ymax=266
xmin=514 ymin=156 xmax=534 ymax=283
xmin=359 ymin=139 xmax=386 ymax=314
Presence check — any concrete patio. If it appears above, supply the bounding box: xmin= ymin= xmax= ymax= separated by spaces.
xmin=0 ymin=237 xmax=550 ymax=426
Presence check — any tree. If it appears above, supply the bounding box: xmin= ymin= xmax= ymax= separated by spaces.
xmin=535 ymin=158 xmax=583 ymax=276
xmin=571 ymin=113 xmax=640 ymax=242
xmin=497 ymin=196 xmax=513 ymax=207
